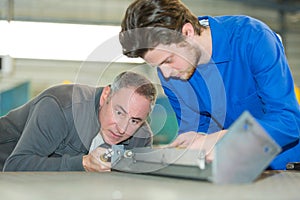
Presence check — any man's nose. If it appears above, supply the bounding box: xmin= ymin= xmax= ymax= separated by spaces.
xmin=116 ymin=119 xmax=129 ymax=134
xmin=160 ymin=65 xmax=173 ymax=78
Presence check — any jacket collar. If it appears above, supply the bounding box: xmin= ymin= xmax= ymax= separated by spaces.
xmin=198 ymin=16 xmax=232 ymax=64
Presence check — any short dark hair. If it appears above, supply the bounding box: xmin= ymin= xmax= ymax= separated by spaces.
xmin=120 ymin=0 xmax=204 ymax=58
xmin=110 ymin=71 xmax=157 ymax=109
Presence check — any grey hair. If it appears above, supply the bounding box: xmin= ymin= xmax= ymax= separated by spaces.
xmin=110 ymin=71 xmax=157 ymax=110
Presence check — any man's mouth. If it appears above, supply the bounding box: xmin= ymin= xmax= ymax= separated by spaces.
xmin=109 ymin=130 xmax=122 ymax=139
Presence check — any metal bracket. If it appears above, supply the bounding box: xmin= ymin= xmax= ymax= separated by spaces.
xmin=111 ymin=111 xmax=281 ymax=184
xmin=111 ymin=145 xmax=213 ymax=181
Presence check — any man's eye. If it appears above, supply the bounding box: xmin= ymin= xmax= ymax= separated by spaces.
xmin=129 ymin=119 xmax=140 ymax=125
xmin=115 ymin=110 xmax=123 ymax=116
xmin=165 ymin=57 xmax=172 ymax=64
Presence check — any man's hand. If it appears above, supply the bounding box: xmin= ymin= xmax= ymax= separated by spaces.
xmin=82 ymin=147 xmax=111 ymax=172
xmin=167 ymin=130 xmax=227 ymax=161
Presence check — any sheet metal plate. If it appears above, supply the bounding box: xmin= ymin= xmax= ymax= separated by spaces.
xmin=111 ymin=111 xmax=281 ymax=184
xmin=213 ymin=111 xmax=281 ymax=184
xmin=111 ymin=146 xmax=212 ymax=181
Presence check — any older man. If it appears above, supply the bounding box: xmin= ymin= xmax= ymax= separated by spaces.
xmin=1 ymin=71 xmax=157 ymax=171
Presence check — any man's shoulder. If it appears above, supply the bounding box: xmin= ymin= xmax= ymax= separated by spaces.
xmin=211 ymin=15 xmax=269 ymax=30
xmin=36 ymin=84 xmax=100 ymax=108
xmin=35 ymin=84 xmax=74 ymax=105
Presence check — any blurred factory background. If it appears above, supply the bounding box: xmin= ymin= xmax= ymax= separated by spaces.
xmin=0 ymin=0 xmax=299 ymax=144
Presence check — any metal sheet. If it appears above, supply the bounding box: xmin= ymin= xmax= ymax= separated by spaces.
xmin=111 ymin=145 xmax=212 ymax=181
xmin=111 ymin=111 xmax=281 ymax=184
xmin=213 ymin=111 xmax=281 ymax=184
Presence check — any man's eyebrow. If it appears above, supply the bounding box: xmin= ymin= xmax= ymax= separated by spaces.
xmin=116 ymin=105 xmax=127 ymax=114
xmin=130 ymin=117 xmax=143 ymax=122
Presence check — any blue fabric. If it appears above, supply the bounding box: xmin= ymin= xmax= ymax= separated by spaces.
xmin=158 ymin=15 xmax=300 ymax=169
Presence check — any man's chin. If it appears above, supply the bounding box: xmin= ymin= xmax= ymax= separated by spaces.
xmin=179 ymin=74 xmax=193 ymax=80
xmin=179 ymin=76 xmax=189 ymax=81
xmin=180 ymin=68 xmax=196 ymax=80
xmin=102 ymin=136 xmax=115 ymax=145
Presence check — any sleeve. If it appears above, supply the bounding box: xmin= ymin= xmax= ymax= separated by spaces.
xmin=247 ymin=27 xmax=300 ymax=151
xmin=3 ymin=97 xmax=85 ymax=171
xmin=157 ymin=71 xmax=185 ymax=133
xmin=161 ymin=85 xmax=184 ymax=131
xmin=160 ymin=78 xmax=209 ymax=134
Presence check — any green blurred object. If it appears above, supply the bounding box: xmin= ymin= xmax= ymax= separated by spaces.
xmin=149 ymin=96 xmax=178 ymax=145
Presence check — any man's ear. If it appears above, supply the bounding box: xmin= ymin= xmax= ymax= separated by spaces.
xmin=182 ymin=23 xmax=195 ymax=37
xmin=100 ymin=86 xmax=111 ymax=106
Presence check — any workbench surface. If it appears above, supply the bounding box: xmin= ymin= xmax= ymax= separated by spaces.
xmin=0 ymin=171 xmax=299 ymax=200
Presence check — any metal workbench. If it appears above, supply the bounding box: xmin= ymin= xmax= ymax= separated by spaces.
xmin=0 ymin=171 xmax=299 ymax=200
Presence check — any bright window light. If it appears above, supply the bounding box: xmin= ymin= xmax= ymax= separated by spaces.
xmin=0 ymin=20 xmax=143 ymax=63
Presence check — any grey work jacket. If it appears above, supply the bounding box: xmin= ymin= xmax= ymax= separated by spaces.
xmin=0 ymin=84 xmax=152 ymax=171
